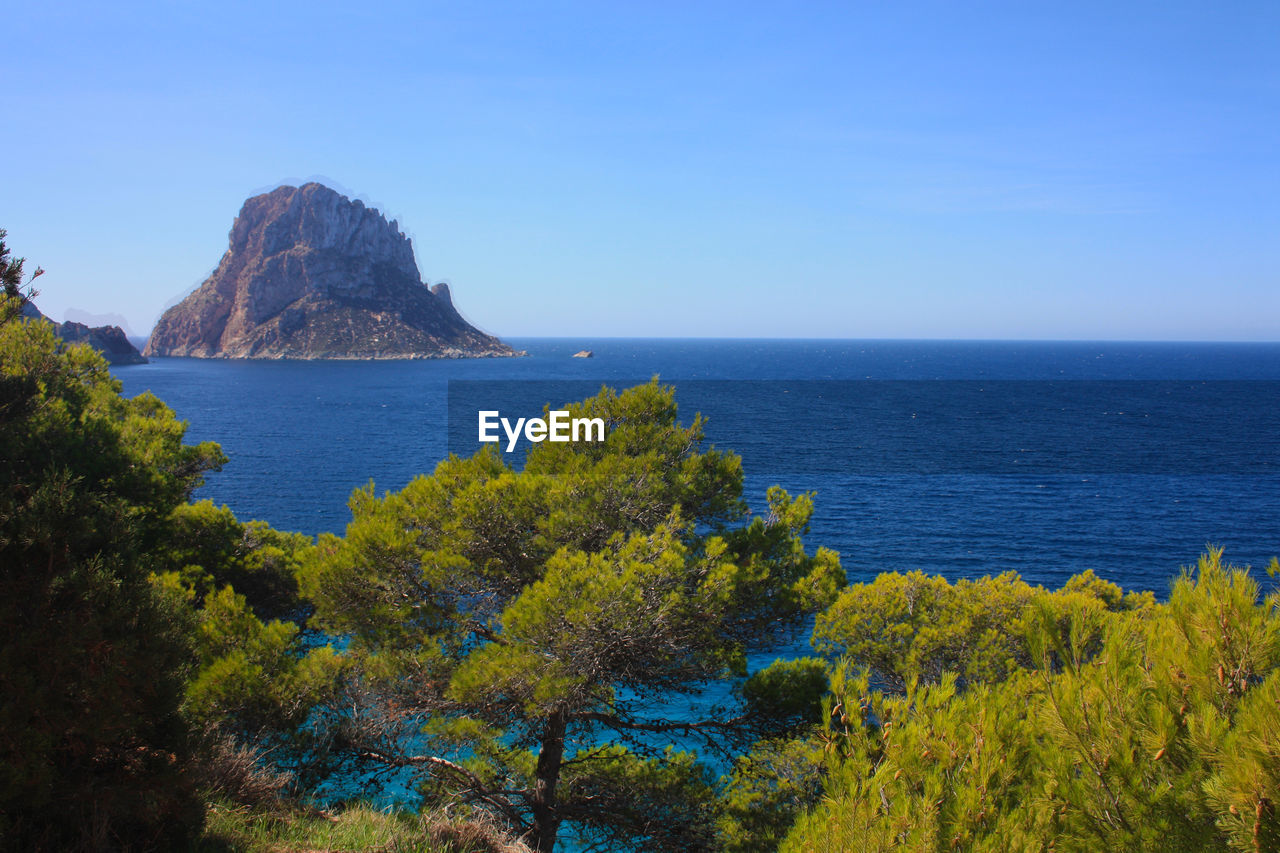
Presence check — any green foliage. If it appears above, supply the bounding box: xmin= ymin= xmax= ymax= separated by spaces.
xmin=299 ymin=380 xmax=843 ymax=852
xmin=784 ymin=550 xmax=1280 ymax=852
xmin=715 ymin=660 xmax=830 ymax=851
xmin=717 ymin=734 xmax=826 ymax=853
xmin=179 ymin=584 xmax=344 ymax=740
xmin=153 ymin=501 xmax=344 ymax=784
xmin=786 ymin=668 xmax=1046 ymax=852
xmin=0 ymin=229 xmax=41 ymax=312
xmin=739 ymin=657 xmax=830 ymax=736
xmin=161 ymin=499 xmax=310 ymax=621
xmin=814 ymin=567 xmax=1149 ymax=691
xmin=0 ymin=295 xmax=224 ymax=848
xmin=555 ymin=745 xmax=720 ymax=852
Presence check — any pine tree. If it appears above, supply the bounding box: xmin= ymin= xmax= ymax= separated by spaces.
xmin=0 ymin=290 xmax=224 ymax=849
xmin=300 ymin=380 xmax=843 ymax=852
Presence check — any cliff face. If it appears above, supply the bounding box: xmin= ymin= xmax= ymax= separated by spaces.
xmin=144 ymin=183 xmax=519 ymax=359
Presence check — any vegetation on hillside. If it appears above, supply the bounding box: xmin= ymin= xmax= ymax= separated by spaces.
xmin=0 ymin=294 xmax=223 ymax=847
xmin=780 ymin=552 xmax=1280 ymax=853
xmin=197 ymin=798 xmax=532 ymax=853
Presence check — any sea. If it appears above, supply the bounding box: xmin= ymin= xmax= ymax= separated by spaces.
xmin=113 ymin=338 xmax=1280 ymax=597
xmin=111 ymin=338 xmax=1280 ymax=811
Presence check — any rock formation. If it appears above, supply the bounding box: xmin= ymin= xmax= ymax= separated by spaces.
xmin=144 ymin=183 xmax=520 ymax=359
xmin=22 ymin=301 xmax=147 ymax=365
xmin=57 ymin=320 xmax=148 ymax=365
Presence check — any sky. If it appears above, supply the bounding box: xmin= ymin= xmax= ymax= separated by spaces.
xmin=4 ymin=1 xmax=1278 ymax=340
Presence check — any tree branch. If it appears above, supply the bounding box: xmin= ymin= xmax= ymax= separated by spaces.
xmin=358 ymin=749 xmax=529 ymax=827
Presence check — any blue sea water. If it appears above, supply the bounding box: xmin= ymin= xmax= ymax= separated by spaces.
xmin=112 ymin=338 xmax=1280 ymax=818
xmin=113 ymin=338 xmax=1280 ymax=596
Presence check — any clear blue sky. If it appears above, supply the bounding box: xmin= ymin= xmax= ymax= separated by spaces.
xmin=5 ymin=1 xmax=1278 ymax=339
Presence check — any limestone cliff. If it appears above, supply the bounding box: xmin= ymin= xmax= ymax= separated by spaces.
xmin=144 ymin=183 xmax=519 ymax=359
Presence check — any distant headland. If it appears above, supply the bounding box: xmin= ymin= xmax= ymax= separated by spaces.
xmin=144 ymin=183 xmax=522 ymax=360
xmin=21 ymin=301 xmax=147 ymax=365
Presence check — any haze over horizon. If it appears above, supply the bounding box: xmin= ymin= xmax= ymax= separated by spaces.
xmin=5 ymin=1 xmax=1278 ymax=341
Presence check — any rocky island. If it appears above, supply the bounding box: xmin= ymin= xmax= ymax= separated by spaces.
xmin=144 ymin=183 xmax=521 ymax=359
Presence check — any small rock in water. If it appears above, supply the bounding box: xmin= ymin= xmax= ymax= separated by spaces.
xmin=572 ymin=350 xmax=594 ymax=358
